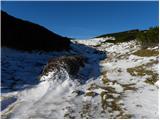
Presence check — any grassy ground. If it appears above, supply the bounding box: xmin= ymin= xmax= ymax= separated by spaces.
xmin=127 ymin=60 xmax=159 ymax=85
xmin=133 ymin=49 xmax=159 ymax=57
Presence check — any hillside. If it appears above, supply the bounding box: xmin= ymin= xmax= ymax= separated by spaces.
xmin=95 ymin=28 xmax=158 ymax=45
xmin=96 ymin=29 xmax=140 ymax=43
xmin=1 ymin=11 xmax=70 ymax=51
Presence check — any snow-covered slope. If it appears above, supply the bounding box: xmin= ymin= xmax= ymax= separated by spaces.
xmin=1 ymin=38 xmax=159 ymax=119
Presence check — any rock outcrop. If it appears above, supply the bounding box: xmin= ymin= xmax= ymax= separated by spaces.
xmin=41 ymin=55 xmax=85 ymax=76
xmin=1 ymin=11 xmax=71 ymax=51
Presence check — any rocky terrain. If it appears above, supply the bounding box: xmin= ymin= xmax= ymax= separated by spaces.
xmin=1 ymin=37 xmax=159 ymax=118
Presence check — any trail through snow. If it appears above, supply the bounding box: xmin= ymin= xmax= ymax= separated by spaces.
xmin=1 ymin=38 xmax=159 ymax=119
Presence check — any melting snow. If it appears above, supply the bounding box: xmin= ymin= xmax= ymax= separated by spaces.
xmin=1 ymin=38 xmax=159 ymax=119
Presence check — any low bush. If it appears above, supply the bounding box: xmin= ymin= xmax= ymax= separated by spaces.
xmin=96 ymin=30 xmax=140 ymax=44
xmin=136 ymin=27 xmax=159 ymax=48
xmin=96 ymin=27 xmax=159 ymax=47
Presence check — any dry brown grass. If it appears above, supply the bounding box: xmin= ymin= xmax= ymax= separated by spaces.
xmin=133 ymin=49 xmax=159 ymax=57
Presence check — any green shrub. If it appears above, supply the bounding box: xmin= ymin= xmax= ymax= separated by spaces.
xmin=96 ymin=30 xmax=140 ymax=43
xmin=96 ymin=27 xmax=159 ymax=46
xmin=136 ymin=27 xmax=159 ymax=48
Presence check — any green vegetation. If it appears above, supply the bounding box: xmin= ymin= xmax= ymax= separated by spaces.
xmin=100 ymin=91 xmax=109 ymax=110
xmin=145 ymin=73 xmax=159 ymax=85
xmin=96 ymin=29 xmax=140 ymax=43
xmin=101 ymin=71 xmax=109 ymax=84
xmin=100 ymin=91 xmax=132 ymax=119
xmin=64 ymin=113 xmax=75 ymax=119
xmin=127 ymin=66 xmax=153 ymax=76
xmin=133 ymin=49 xmax=159 ymax=57
xmin=87 ymin=83 xmax=99 ymax=90
xmin=80 ymin=102 xmax=92 ymax=118
xmin=127 ymin=63 xmax=159 ymax=85
xmin=121 ymin=83 xmax=137 ymax=91
xmin=100 ymin=71 xmax=134 ymax=118
xmin=136 ymin=27 xmax=159 ymax=48
xmin=96 ymin=27 xmax=159 ymax=47
xmin=85 ymin=91 xmax=97 ymax=97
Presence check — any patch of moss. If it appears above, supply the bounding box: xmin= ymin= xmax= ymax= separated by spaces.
xmin=80 ymin=102 xmax=92 ymax=118
xmin=100 ymin=86 xmax=116 ymax=93
xmin=117 ymin=114 xmax=133 ymax=119
xmin=145 ymin=73 xmax=158 ymax=85
xmin=64 ymin=113 xmax=70 ymax=118
xmin=87 ymin=83 xmax=99 ymax=90
xmin=100 ymin=91 xmax=119 ymax=110
xmin=102 ymin=78 xmax=109 ymax=84
xmin=111 ymin=101 xmax=122 ymax=111
xmin=146 ymin=60 xmax=159 ymax=66
xmin=127 ymin=64 xmax=158 ymax=85
xmin=85 ymin=91 xmax=97 ymax=97
xmin=100 ymin=91 xmax=108 ymax=110
xmin=101 ymin=71 xmax=109 ymax=84
xmin=99 ymin=70 xmax=140 ymax=118
xmin=64 ymin=113 xmax=75 ymax=119
xmin=100 ymin=91 xmax=132 ymax=119
xmin=121 ymin=83 xmax=137 ymax=91
xmin=127 ymin=66 xmax=154 ymax=76
xmin=133 ymin=49 xmax=159 ymax=57
xmin=94 ymin=43 xmax=102 ymax=47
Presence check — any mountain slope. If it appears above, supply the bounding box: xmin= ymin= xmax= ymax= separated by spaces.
xmin=1 ymin=11 xmax=70 ymax=51
xmin=1 ymin=37 xmax=159 ymax=118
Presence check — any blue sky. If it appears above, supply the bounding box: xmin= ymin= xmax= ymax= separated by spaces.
xmin=1 ymin=1 xmax=159 ymax=39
